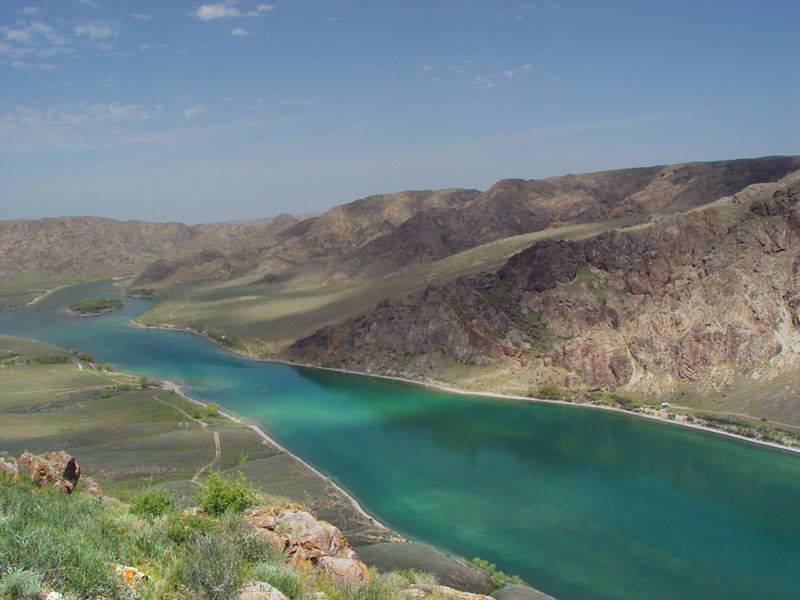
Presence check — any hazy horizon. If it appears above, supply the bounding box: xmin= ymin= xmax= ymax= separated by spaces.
xmin=1 ymin=0 xmax=798 ymax=224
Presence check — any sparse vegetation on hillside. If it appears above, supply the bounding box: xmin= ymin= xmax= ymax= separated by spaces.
xmin=0 ymin=476 xmax=447 ymax=600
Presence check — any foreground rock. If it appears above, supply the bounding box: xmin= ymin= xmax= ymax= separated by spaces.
xmin=405 ymin=583 xmax=494 ymax=600
xmin=238 ymin=581 xmax=289 ymax=600
xmin=245 ymin=506 xmax=370 ymax=585
xmin=14 ymin=450 xmax=104 ymax=496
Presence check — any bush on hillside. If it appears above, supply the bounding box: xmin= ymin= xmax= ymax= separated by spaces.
xmin=0 ymin=568 xmax=40 ymax=599
xmin=198 ymin=471 xmax=258 ymax=515
xmin=129 ymin=489 xmax=173 ymax=517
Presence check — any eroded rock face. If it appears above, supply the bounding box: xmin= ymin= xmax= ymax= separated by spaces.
xmin=244 ymin=506 xmax=369 ymax=585
xmin=316 ymin=556 xmax=370 ymax=586
xmin=16 ymin=451 xmax=81 ymax=494
xmin=13 ymin=451 xmax=106 ymax=496
xmin=291 ymin=174 xmax=800 ymax=395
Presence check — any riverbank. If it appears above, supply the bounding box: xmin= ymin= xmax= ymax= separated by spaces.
xmin=132 ymin=319 xmax=800 ymax=456
xmin=0 ymin=282 xmax=71 ymax=313
xmin=159 ymin=380 xmax=390 ymax=531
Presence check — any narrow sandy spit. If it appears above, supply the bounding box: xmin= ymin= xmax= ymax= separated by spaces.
xmin=133 ymin=319 xmax=800 ymax=457
xmin=159 ymin=380 xmax=389 ymax=530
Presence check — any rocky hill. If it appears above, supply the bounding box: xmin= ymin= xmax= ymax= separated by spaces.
xmin=132 ymin=156 xmax=800 ymax=287
xmin=290 ymin=167 xmax=800 ymax=413
xmin=0 ymin=214 xmax=299 ymax=283
xmin=4 ymin=156 xmax=800 ymax=419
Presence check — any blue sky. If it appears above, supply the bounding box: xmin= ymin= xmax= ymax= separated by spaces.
xmin=1 ymin=0 xmax=798 ymax=223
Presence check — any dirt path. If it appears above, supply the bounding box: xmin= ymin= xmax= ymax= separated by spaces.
xmin=191 ymin=430 xmax=221 ymax=484
xmin=152 ymin=390 xmax=220 ymax=484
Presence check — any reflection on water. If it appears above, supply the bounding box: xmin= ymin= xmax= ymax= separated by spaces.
xmin=1 ymin=280 xmax=799 ymax=600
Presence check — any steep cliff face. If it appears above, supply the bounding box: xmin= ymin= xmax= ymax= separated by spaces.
xmin=291 ymin=172 xmax=800 ymax=397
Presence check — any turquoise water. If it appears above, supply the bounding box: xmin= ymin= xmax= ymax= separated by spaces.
xmin=1 ymin=280 xmax=799 ymax=600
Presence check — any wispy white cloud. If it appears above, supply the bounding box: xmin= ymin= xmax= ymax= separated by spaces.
xmin=194 ymin=1 xmax=274 ymax=21
xmin=230 ymin=27 xmax=250 ymax=36
xmin=77 ymin=0 xmax=101 ymax=7
xmin=74 ymin=23 xmax=117 ymax=39
xmin=18 ymin=7 xmax=41 ymax=16
xmin=475 ymin=76 xmax=494 ymax=90
xmin=195 ymin=2 xmax=239 ymax=20
xmin=0 ymin=102 xmax=161 ymax=153
xmin=184 ymin=104 xmax=208 ymax=119
xmin=132 ymin=13 xmax=151 ymax=20
xmin=0 ymin=19 xmax=71 ymax=62
xmin=475 ymin=62 xmax=542 ymax=89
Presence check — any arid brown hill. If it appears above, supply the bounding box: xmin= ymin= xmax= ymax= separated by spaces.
xmin=291 ymin=167 xmax=800 ymax=401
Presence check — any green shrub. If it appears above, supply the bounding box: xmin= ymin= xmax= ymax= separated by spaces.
xmin=535 ymin=384 xmax=567 ymax=400
xmin=205 ymin=403 xmax=219 ymax=417
xmin=129 ymin=489 xmax=173 ymax=517
xmin=165 ymin=512 xmax=215 ymax=546
xmin=0 ymin=568 xmax=40 ymax=599
xmin=198 ymin=471 xmax=258 ymax=515
xmin=78 ymin=352 xmax=94 ymax=363
xmin=31 ymin=355 xmax=70 ymax=365
xmin=190 ymin=406 xmax=206 ymax=419
xmin=173 ymin=531 xmax=244 ymax=600
xmin=472 ymin=557 xmax=526 ymax=590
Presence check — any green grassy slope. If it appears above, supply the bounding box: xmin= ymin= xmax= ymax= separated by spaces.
xmin=133 ymin=215 xmax=643 ymax=355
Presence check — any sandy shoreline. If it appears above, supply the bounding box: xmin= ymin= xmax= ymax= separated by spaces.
xmin=132 ymin=318 xmax=800 ymax=457
xmin=158 ymin=380 xmax=389 ymax=530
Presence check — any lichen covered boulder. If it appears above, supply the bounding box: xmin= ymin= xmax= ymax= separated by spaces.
xmin=15 ymin=451 xmax=81 ymax=494
xmin=238 ymin=581 xmax=289 ymax=600
xmin=245 ymin=506 xmax=370 ymax=585
xmin=406 ymin=584 xmax=495 ymax=600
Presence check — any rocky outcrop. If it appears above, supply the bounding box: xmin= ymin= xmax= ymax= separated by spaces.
xmin=292 ymin=172 xmax=800 ymax=396
xmin=16 ymin=451 xmax=81 ymax=494
xmin=294 ymin=280 xmax=532 ymax=365
xmin=14 ymin=451 xmax=104 ymax=496
xmin=245 ymin=506 xmax=370 ymax=585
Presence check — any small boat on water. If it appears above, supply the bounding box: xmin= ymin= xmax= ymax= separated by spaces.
xmin=260 ymin=390 xmax=266 ymax=395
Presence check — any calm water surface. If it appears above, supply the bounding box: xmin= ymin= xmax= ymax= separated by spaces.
xmin=1 ymin=281 xmax=799 ymax=600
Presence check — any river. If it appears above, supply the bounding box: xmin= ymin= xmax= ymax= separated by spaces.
xmin=1 ymin=280 xmax=799 ymax=600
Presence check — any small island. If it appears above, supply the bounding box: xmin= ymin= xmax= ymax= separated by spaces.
xmin=67 ymin=297 xmax=124 ymax=316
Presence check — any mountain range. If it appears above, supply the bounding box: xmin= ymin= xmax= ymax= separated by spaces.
xmin=3 ymin=155 xmax=800 ymax=423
